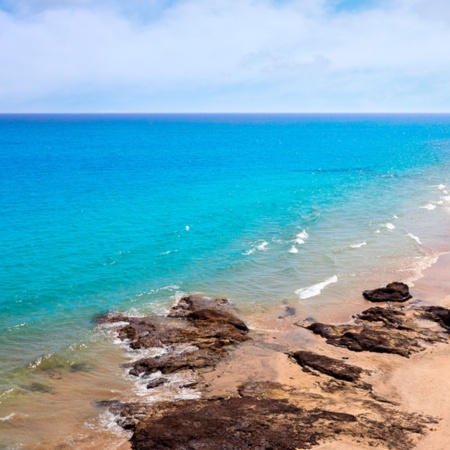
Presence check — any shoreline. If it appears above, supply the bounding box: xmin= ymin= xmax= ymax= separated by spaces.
xmin=2 ymin=252 xmax=448 ymax=449
xmin=98 ymin=252 xmax=450 ymax=450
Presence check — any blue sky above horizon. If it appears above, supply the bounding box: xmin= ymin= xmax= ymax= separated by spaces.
xmin=0 ymin=0 xmax=449 ymax=112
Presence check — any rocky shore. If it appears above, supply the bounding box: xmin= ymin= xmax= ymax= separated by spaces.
xmin=97 ymin=282 xmax=450 ymax=450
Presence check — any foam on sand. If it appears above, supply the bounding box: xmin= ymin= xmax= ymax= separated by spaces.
xmin=406 ymin=233 xmax=422 ymax=245
xmin=421 ymin=203 xmax=437 ymax=210
xmin=295 ymin=275 xmax=338 ymax=299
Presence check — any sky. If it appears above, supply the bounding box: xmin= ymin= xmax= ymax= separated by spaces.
xmin=0 ymin=0 xmax=449 ymax=112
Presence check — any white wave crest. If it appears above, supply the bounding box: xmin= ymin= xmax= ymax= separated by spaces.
xmin=437 ymin=184 xmax=446 ymax=191
xmin=297 ymin=230 xmax=309 ymax=239
xmin=384 ymin=222 xmax=396 ymax=230
xmin=294 ymin=230 xmax=309 ymax=245
xmin=244 ymin=241 xmax=269 ymax=255
xmin=406 ymin=233 xmax=422 ymax=245
xmin=350 ymin=242 xmax=366 ymax=249
xmin=421 ymin=203 xmax=436 ymax=210
xmin=295 ymin=275 xmax=338 ymax=300
xmin=257 ymin=241 xmax=268 ymax=251
xmin=288 ymin=246 xmax=299 ymax=254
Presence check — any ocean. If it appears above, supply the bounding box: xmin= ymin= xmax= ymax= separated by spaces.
xmin=1 ymin=113 xmax=450 ymax=448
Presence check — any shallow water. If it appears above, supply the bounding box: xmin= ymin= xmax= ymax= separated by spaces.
xmin=1 ymin=114 xmax=450 ymax=448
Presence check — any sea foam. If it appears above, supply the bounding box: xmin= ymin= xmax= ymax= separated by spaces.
xmin=295 ymin=275 xmax=338 ymax=299
xmin=295 ymin=230 xmax=309 ymax=245
xmin=350 ymin=242 xmax=367 ymax=249
xmin=406 ymin=233 xmax=422 ymax=245
xmin=244 ymin=241 xmax=269 ymax=255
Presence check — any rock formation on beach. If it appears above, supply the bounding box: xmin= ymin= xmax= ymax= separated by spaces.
xmin=362 ymin=281 xmax=412 ymax=303
xmin=305 ymin=303 xmax=449 ymax=357
xmin=97 ymin=286 xmax=450 ymax=450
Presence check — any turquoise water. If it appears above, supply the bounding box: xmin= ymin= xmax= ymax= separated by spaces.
xmin=1 ymin=114 xmax=450 ymax=433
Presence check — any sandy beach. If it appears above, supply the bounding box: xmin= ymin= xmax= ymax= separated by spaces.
xmin=96 ymin=251 xmax=450 ymax=450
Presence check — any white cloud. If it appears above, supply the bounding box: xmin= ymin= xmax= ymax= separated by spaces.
xmin=0 ymin=0 xmax=449 ymax=111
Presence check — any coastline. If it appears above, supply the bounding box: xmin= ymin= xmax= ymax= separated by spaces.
xmin=95 ymin=251 xmax=450 ymax=450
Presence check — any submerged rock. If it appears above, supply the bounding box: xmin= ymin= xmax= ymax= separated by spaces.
xmin=362 ymin=281 xmax=412 ymax=303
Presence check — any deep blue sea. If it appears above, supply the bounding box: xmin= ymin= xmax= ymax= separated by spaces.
xmin=1 ymin=114 xmax=450 ymax=447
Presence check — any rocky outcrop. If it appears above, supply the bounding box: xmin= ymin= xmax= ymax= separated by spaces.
xmin=129 ymin=397 xmax=357 ymax=450
xmin=362 ymin=281 xmax=412 ymax=303
xmin=106 ymin=378 xmax=437 ymax=450
xmin=304 ymin=284 xmax=450 ymax=357
xmin=101 ymin=295 xmax=250 ymax=379
xmin=290 ymin=350 xmax=366 ymax=382
xmin=97 ymin=289 xmax=446 ymax=450
xmin=418 ymin=305 xmax=450 ymax=332
xmin=306 ymin=304 xmax=448 ymax=357
xmin=357 ymin=306 xmax=406 ymax=326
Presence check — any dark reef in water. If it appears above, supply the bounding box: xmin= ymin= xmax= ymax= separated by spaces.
xmin=97 ymin=286 xmax=450 ymax=450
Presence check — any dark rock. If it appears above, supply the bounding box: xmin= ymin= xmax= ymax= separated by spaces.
xmin=130 ymin=397 xmax=355 ymax=450
xmin=69 ymin=362 xmax=93 ymax=373
xmin=124 ymin=394 xmax=433 ymax=450
xmin=104 ymin=295 xmax=250 ymax=378
xmin=94 ymin=400 xmax=124 ymax=414
xmin=93 ymin=311 xmax=129 ymax=325
xmin=418 ymin=306 xmax=450 ymax=331
xmin=285 ymin=306 xmax=297 ymax=316
xmin=363 ymin=282 xmax=412 ymax=303
xmin=22 ymin=382 xmax=54 ymax=394
xmin=290 ymin=350 xmax=365 ymax=382
xmin=187 ymin=308 xmax=249 ymax=334
xmin=357 ymin=306 xmax=406 ymax=326
xmin=146 ymin=377 xmax=168 ymax=389
xmin=116 ymin=403 xmax=150 ymax=431
xmin=307 ymin=322 xmax=422 ymax=357
xmin=279 ymin=305 xmax=297 ymax=319
xmin=305 ymin=302 xmax=448 ymax=357
xmin=129 ymin=349 xmax=222 ymax=377
xmin=169 ymin=295 xmax=232 ymax=318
